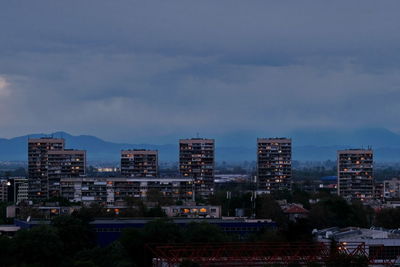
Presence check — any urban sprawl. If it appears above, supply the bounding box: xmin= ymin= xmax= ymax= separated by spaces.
xmin=2 ymin=137 xmax=400 ymax=266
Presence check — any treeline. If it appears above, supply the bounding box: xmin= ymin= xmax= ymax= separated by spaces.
xmin=210 ymin=186 xmax=400 ymax=233
xmin=0 ymin=214 xmax=373 ymax=267
xmin=2 ymin=195 xmax=399 ymax=266
xmin=0 ymin=214 xmax=233 ymax=267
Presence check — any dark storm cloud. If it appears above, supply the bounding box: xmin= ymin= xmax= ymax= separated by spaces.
xmin=1 ymin=1 xmax=400 ymax=143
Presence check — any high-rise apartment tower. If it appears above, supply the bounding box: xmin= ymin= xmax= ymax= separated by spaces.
xmin=257 ymin=138 xmax=292 ymax=193
xmin=179 ymin=138 xmax=214 ymax=197
xmin=47 ymin=149 xmax=86 ymax=197
xmin=337 ymin=149 xmax=373 ymax=201
xmin=28 ymin=138 xmax=86 ymax=200
xmin=120 ymin=149 xmax=158 ymax=177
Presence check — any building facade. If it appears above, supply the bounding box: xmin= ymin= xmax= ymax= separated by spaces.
xmin=120 ymin=149 xmax=158 ymax=177
xmin=28 ymin=138 xmax=86 ymax=200
xmin=0 ymin=180 xmax=8 ymax=202
xmin=161 ymin=205 xmax=221 ymax=218
xmin=179 ymin=138 xmax=215 ymax=198
xmin=257 ymin=138 xmax=292 ymax=193
xmin=337 ymin=149 xmax=374 ymax=201
xmin=383 ymin=178 xmax=400 ymax=200
xmin=6 ymin=177 xmax=29 ymax=204
xmin=48 ymin=149 xmax=86 ymax=197
xmin=60 ymin=177 xmax=194 ymax=206
xmin=28 ymin=138 xmax=65 ymax=200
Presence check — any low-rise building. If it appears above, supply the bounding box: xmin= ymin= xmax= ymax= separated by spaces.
xmin=9 ymin=177 xmax=29 ymax=204
xmin=0 ymin=180 xmax=8 ymax=202
xmin=314 ymin=226 xmax=400 ymax=264
xmin=161 ymin=205 xmax=221 ymax=218
xmin=60 ymin=177 xmax=195 ymax=207
xmin=0 ymin=177 xmax=29 ymax=204
xmin=374 ymin=181 xmax=384 ymax=201
xmin=384 ymin=178 xmax=400 ymax=200
xmin=283 ymin=204 xmax=309 ymax=221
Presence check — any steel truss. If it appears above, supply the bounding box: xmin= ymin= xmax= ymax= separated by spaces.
xmin=146 ymin=241 xmax=398 ymax=266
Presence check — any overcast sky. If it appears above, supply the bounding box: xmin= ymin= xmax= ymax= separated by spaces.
xmin=1 ymin=1 xmax=400 ymax=144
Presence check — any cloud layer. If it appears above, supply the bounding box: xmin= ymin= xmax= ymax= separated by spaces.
xmin=1 ymin=1 xmax=400 ymax=143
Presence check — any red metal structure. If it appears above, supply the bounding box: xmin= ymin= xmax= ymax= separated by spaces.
xmin=146 ymin=241 xmax=398 ymax=266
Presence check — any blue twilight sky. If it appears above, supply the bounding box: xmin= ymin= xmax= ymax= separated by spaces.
xmin=1 ymin=1 xmax=400 ymax=144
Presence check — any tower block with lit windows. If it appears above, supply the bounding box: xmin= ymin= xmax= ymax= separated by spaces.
xmin=337 ymin=149 xmax=373 ymax=201
xmin=257 ymin=138 xmax=292 ymax=193
xmin=28 ymin=138 xmax=86 ymax=200
xmin=120 ymin=149 xmax=158 ymax=177
xmin=179 ymin=138 xmax=215 ymax=198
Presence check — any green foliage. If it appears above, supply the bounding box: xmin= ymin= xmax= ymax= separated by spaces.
xmin=14 ymin=225 xmax=64 ymax=267
xmin=208 ymin=186 xmax=254 ymax=216
xmin=256 ymin=194 xmax=288 ymax=225
xmin=252 ymin=229 xmax=286 ymax=242
xmin=183 ymin=222 xmax=228 ymax=243
xmin=145 ymin=206 xmax=167 ymax=217
xmin=0 ymin=215 xmax=132 ymax=267
xmin=52 ymin=215 xmax=94 ymax=256
xmin=0 ymin=235 xmax=16 ymax=266
xmin=374 ymin=207 xmax=400 ymax=229
xmin=119 ymin=219 xmax=229 ymax=266
xmin=143 ymin=218 xmax=183 ymax=243
xmin=282 ymin=218 xmax=313 ymax=242
xmin=119 ymin=228 xmax=146 ymax=266
xmin=119 ymin=219 xmax=183 ymax=266
xmin=308 ymin=196 xmax=372 ymax=228
xmin=73 ymin=242 xmax=133 ymax=267
xmin=72 ymin=203 xmax=111 ymax=223
xmin=146 ymin=188 xmax=174 ymax=206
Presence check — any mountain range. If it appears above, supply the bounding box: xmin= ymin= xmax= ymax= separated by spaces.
xmin=1 ymin=128 xmax=400 ymax=163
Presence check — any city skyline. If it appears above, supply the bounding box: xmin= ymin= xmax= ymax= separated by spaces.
xmin=2 ymin=2 xmax=400 ymax=266
xmin=1 ymin=1 xmax=400 ymax=143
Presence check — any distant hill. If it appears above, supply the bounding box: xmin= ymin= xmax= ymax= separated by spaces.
xmin=0 ymin=132 xmax=177 ymax=163
xmin=2 ymin=128 xmax=400 ymax=162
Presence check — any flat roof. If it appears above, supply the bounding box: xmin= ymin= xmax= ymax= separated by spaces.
xmin=179 ymin=138 xmax=214 ymax=144
xmin=89 ymin=218 xmax=274 ymax=225
xmin=60 ymin=177 xmax=194 ymax=182
xmin=48 ymin=150 xmax=86 ymax=154
xmin=257 ymin=138 xmax=291 ymax=143
xmin=28 ymin=138 xmax=64 ymax=143
xmin=338 ymin=149 xmax=373 ymax=154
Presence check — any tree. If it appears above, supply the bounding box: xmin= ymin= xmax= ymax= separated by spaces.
xmin=119 ymin=219 xmax=183 ymax=266
xmin=308 ymin=195 xmax=372 ymax=229
xmin=183 ymin=222 xmax=227 ymax=243
xmin=14 ymin=225 xmax=64 ymax=267
xmin=256 ymin=194 xmax=287 ymax=225
xmin=146 ymin=189 xmax=174 ymax=206
xmin=0 ymin=235 xmax=16 ymax=266
xmin=72 ymin=203 xmax=110 ymax=223
xmin=374 ymin=208 xmax=400 ymax=229
xmin=52 ymin=215 xmax=94 ymax=256
xmin=73 ymin=242 xmax=133 ymax=267
xmin=145 ymin=206 xmax=167 ymax=217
